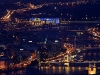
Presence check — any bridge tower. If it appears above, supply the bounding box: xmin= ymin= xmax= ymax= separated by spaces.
xmin=88 ymin=63 xmax=96 ymax=75
xmin=64 ymin=55 xmax=70 ymax=66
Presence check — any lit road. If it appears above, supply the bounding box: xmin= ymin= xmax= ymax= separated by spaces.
xmin=41 ymin=61 xmax=100 ymax=64
xmin=88 ymin=28 xmax=100 ymax=38
xmin=0 ymin=3 xmax=43 ymax=21
xmin=0 ymin=3 xmax=55 ymax=22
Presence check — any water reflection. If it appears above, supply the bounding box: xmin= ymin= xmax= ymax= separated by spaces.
xmin=45 ymin=66 xmax=48 ymax=74
xmin=65 ymin=67 xmax=70 ymax=74
xmin=78 ymin=67 xmax=81 ymax=71
xmin=0 ymin=66 xmax=97 ymax=75
xmin=58 ymin=66 xmax=61 ymax=73
xmin=52 ymin=66 xmax=55 ymax=74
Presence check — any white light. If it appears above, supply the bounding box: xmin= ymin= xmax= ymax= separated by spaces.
xmin=20 ymin=49 xmax=24 ymax=50
xmin=28 ymin=41 xmax=32 ymax=42
xmin=64 ymin=63 xmax=69 ymax=66
xmin=39 ymin=13 xmax=42 ymax=14
xmin=55 ymin=40 xmax=58 ymax=42
xmin=54 ymin=7 xmax=57 ymax=9
xmin=46 ymin=18 xmax=49 ymax=20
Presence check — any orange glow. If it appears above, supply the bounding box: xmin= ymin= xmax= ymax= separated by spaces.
xmin=0 ymin=61 xmax=5 ymax=69
xmin=88 ymin=68 xmax=96 ymax=74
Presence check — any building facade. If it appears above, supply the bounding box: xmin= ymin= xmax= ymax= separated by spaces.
xmin=29 ymin=18 xmax=59 ymax=26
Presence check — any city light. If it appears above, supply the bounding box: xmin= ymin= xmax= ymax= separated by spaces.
xmin=28 ymin=41 xmax=32 ymax=42
xmin=0 ymin=0 xmax=100 ymax=75
xmin=20 ymin=49 xmax=24 ymax=50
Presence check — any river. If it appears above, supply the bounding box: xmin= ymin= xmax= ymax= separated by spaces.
xmin=0 ymin=66 xmax=94 ymax=75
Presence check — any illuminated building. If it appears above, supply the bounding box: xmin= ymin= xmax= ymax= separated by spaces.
xmin=29 ymin=18 xmax=59 ymax=26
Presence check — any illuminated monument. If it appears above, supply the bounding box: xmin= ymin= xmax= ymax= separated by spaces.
xmin=29 ymin=18 xmax=59 ymax=26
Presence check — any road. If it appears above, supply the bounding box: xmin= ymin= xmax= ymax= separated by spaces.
xmin=0 ymin=4 xmax=43 ymax=21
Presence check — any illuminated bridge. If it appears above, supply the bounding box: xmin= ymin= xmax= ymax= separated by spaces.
xmin=43 ymin=38 xmax=100 ymax=64
xmin=45 ymin=48 xmax=100 ymax=61
xmin=40 ymin=26 xmax=100 ymax=64
xmin=65 ymin=21 xmax=100 ymax=24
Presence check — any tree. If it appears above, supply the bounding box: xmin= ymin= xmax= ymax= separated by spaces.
xmin=13 ymin=55 xmax=21 ymax=64
xmin=22 ymin=55 xmax=27 ymax=61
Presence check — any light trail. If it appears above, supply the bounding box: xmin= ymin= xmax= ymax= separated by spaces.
xmin=0 ymin=3 xmax=43 ymax=21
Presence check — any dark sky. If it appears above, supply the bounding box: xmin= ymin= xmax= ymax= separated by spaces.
xmin=0 ymin=0 xmax=99 ymax=4
xmin=0 ymin=0 xmax=98 ymax=3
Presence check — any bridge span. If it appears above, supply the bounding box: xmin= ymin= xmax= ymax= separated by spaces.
xmin=64 ymin=21 xmax=100 ymax=24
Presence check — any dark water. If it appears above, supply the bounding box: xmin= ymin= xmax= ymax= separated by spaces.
xmin=0 ymin=66 xmax=98 ymax=75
